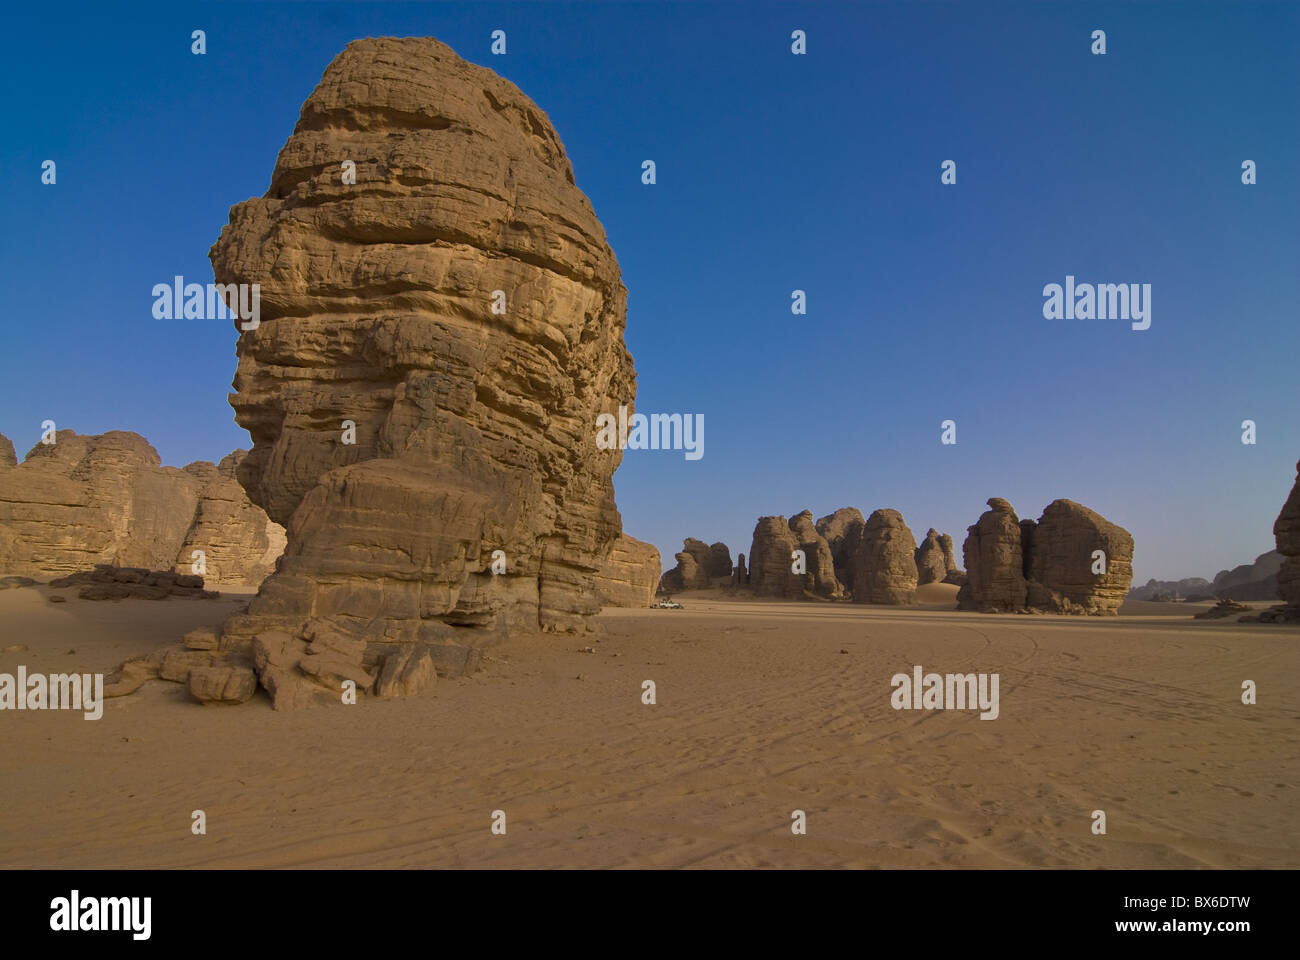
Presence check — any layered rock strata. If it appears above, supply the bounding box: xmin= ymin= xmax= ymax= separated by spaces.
xmin=850 ymin=509 xmax=919 ymax=604
xmin=130 ymin=37 xmax=638 ymax=708
xmin=594 ymin=534 xmax=661 ymax=607
xmin=0 ymin=430 xmax=283 ymax=586
xmin=958 ymin=498 xmax=1133 ymax=614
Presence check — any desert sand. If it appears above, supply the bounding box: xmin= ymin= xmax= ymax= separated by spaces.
xmin=1 ymin=582 xmax=1295 ymax=869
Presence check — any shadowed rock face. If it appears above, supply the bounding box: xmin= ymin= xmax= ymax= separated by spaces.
xmin=594 ymin=534 xmax=660 ymax=608
xmin=1210 ymin=550 xmax=1281 ymax=600
xmin=204 ymin=37 xmax=635 ymax=702
xmin=915 ymin=528 xmax=947 ymax=585
xmin=0 ymin=430 xmax=283 ymax=586
xmin=708 ymin=541 xmax=733 ymax=578
xmin=939 ymin=533 xmax=956 ymax=571
xmin=1275 ymin=461 xmax=1300 ymax=610
xmin=816 ymin=507 xmax=866 ymax=593
xmin=959 ymin=497 xmax=1133 ymax=615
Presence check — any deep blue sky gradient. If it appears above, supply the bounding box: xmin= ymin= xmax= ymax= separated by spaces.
xmin=2 ymin=1 xmax=1297 ymax=582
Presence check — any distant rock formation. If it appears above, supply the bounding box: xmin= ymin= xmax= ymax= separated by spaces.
xmin=851 ymin=509 xmax=919 ymax=604
xmin=1212 ymin=550 xmax=1282 ymax=600
xmin=939 ymin=533 xmax=956 ymax=574
xmin=748 ymin=516 xmax=802 ymax=598
xmin=915 ymin=529 xmax=948 ymax=585
xmin=658 ymin=537 xmax=719 ymax=593
xmin=594 ymin=534 xmax=661 ymax=608
xmin=0 ymin=434 xmax=16 ymax=468
xmin=733 ymin=552 xmax=747 ymax=584
xmin=0 ymin=430 xmax=284 ymax=586
xmin=789 ymin=510 xmax=845 ymax=599
xmin=708 ymin=541 xmax=733 ymax=578
xmin=958 ymin=498 xmax=1133 ymax=615
xmin=1128 ymin=550 xmax=1281 ymax=603
xmin=1128 ymin=577 xmax=1216 ymax=602
xmin=816 ymin=507 xmax=867 ymax=593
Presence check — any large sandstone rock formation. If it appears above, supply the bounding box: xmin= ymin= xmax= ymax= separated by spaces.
xmin=788 ymin=510 xmax=844 ymax=599
xmin=958 ymin=497 xmax=1133 ymax=615
xmin=1024 ymin=500 xmax=1134 ymax=614
xmin=177 ymin=452 xmax=288 ymax=586
xmin=157 ymin=37 xmax=637 ymax=707
xmin=708 ymin=541 xmax=733 ymax=578
xmin=658 ymin=538 xmax=716 ymax=593
xmin=816 ymin=507 xmax=866 ymax=593
xmin=957 ymin=499 xmax=1029 ymax=612
xmin=851 ymin=509 xmax=918 ymax=604
xmin=594 ymin=534 xmax=660 ymax=608
xmin=0 ymin=430 xmax=283 ymax=586
xmin=915 ymin=528 xmax=948 ymax=585
xmin=939 ymin=533 xmax=956 ymax=574
xmin=1274 ymin=461 xmax=1300 ymax=611
xmin=748 ymin=516 xmax=803 ymax=598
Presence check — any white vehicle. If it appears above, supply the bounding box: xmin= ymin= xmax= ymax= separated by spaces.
xmin=650 ymin=598 xmax=683 ymax=609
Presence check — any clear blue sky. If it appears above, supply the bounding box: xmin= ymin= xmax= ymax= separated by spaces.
xmin=2 ymin=1 xmax=1296 ymax=583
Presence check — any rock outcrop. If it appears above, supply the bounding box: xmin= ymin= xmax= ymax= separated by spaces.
xmin=658 ymin=538 xmax=716 ymax=593
xmin=957 ymin=499 xmax=1029 ymax=612
xmin=708 ymin=542 xmax=733 ymax=578
xmin=748 ymin=516 xmax=802 ymax=598
xmin=0 ymin=430 xmax=284 ymax=586
xmin=1212 ymin=550 xmax=1282 ymax=601
xmin=1024 ymin=500 xmax=1134 ymax=614
xmin=816 ymin=507 xmax=866 ymax=593
xmin=1194 ymin=597 xmax=1251 ymax=619
xmin=0 ymin=434 xmax=16 ymax=468
xmin=788 ymin=510 xmax=844 ymax=599
xmin=915 ymin=528 xmax=948 ymax=585
xmin=177 ymin=452 xmax=287 ymax=586
xmin=958 ymin=497 xmax=1133 ymax=615
xmin=850 ymin=509 xmax=918 ymax=604
xmin=733 ymin=552 xmax=747 ymax=584
xmin=939 ymin=533 xmax=956 ymax=574
xmin=594 ymin=534 xmax=661 ymax=607
xmin=133 ymin=36 xmax=638 ymax=708
xmin=1274 ymin=461 xmax=1300 ymax=611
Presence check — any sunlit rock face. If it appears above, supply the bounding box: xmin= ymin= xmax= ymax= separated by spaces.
xmin=207 ymin=37 xmax=637 ymax=700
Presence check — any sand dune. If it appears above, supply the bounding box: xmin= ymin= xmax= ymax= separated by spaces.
xmin=0 ymin=584 xmax=1295 ymax=869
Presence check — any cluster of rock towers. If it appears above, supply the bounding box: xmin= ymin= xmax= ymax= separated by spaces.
xmin=659 ymin=497 xmax=1140 ymax=615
